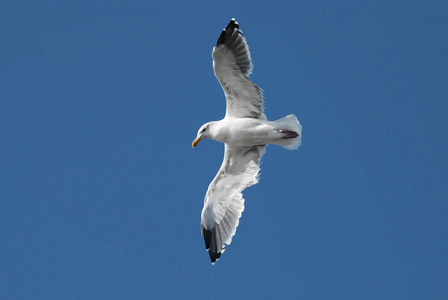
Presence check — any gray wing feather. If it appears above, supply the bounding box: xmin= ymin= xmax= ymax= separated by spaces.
xmin=201 ymin=144 xmax=265 ymax=264
xmin=212 ymin=19 xmax=265 ymax=119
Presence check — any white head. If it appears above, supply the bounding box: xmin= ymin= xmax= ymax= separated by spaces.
xmin=192 ymin=122 xmax=213 ymax=148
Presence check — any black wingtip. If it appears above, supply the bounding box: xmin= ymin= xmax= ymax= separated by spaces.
xmin=203 ymin=228 xmax=212 ymax=250
xmin=216 ymin=29 xmax=226 ymax=45
xmin=216 ymin=19 xmax=242 ymax=46
xmin=209 ymin=250 xmax=221 ymax=265
xmin=203 ymin=228 xmax=222 ymax=264
xmin=226 ymin=18 xmax=239 ymax=31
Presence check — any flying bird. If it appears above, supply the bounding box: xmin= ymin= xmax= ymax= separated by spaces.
xmin=193 ymin=18 xmax=302 ymax=264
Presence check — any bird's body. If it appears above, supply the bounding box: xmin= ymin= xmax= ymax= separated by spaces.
xmin=202 ymin=116 xmax=301 ymax=149
xmin=193 ymin=19 xmax=302 ymax=264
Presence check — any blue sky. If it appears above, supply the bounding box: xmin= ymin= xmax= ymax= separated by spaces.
xmin=1 ymin=0 xmax=447 ymax=299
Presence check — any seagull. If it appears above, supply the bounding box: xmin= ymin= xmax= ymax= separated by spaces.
xmin=193 ymin=18 xmax=302 ymax=264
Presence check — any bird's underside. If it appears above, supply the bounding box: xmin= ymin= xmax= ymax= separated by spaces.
xmin=194 ymin=18 xmax=302 ymax=264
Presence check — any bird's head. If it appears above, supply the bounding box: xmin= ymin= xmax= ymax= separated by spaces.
xmin=192 ymin=123 xmax=212 ymax=148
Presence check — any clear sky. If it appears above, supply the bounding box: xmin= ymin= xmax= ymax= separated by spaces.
xmin=1 ymin=1 xmax=447 ymax=299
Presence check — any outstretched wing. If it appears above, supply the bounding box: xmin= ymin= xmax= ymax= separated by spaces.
xmin=201 ymin=144 xmax=265 ymax=264
xmin=212 ymin=19 xmax=265 ymax=119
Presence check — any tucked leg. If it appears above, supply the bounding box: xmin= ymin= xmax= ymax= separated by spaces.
xmin=278 ymin=129 xmax=299 ymax=139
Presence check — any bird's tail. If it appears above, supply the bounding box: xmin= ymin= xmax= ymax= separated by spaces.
xmin=272 ymin=114 xmax=302 ymax=150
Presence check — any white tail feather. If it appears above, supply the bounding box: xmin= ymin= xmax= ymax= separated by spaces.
xmin=272 ymin=114 xmax=302 ymax=150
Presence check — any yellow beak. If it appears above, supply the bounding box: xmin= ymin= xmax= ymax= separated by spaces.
xmin=192 ymin=137 xmax=201 ymax=148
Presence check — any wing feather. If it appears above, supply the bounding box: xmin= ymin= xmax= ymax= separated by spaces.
xmin=201 ymin=144 xmax=265 ymax=264
xmin=212 ymin=19 xmax=265 ymax=119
